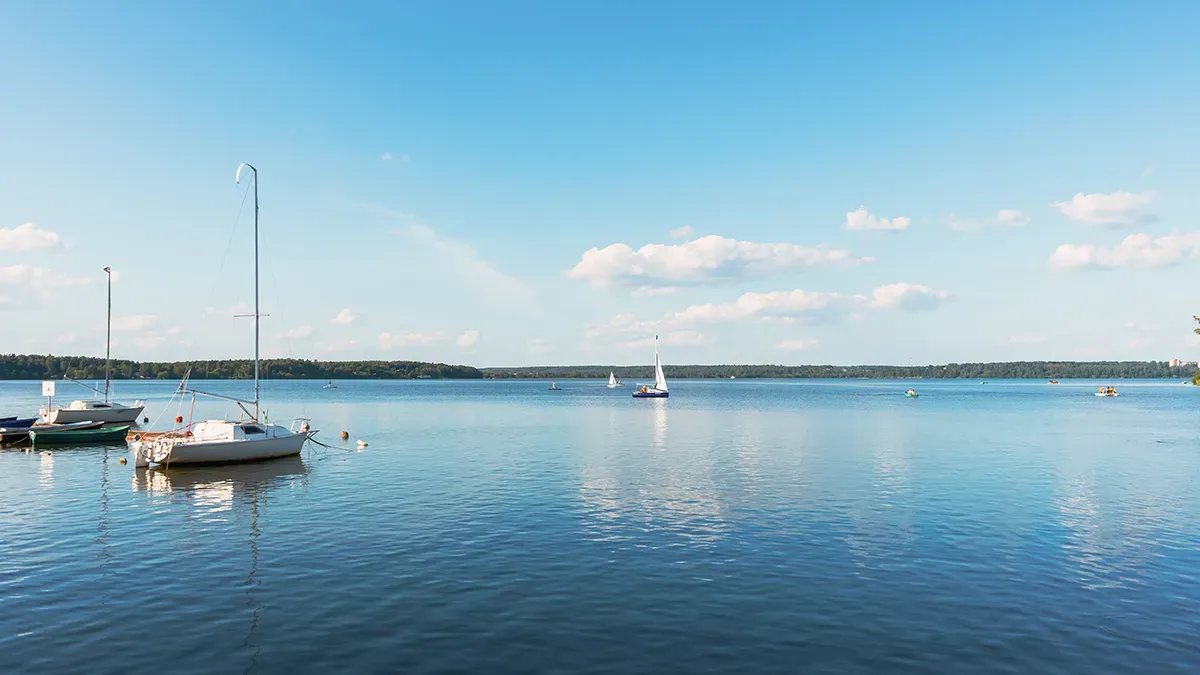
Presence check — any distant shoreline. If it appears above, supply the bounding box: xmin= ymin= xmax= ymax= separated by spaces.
xmin=2 ymin=355 xmax=1192 ymax=382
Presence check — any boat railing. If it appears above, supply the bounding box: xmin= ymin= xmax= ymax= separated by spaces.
xmin=288 ymin=418 xmax=313 ymax=434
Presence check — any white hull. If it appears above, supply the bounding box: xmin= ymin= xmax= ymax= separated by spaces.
xmin=132 ymin=432 xmax=308 ymax=467
xmin=44 ymin=405 xmax=144 ymax=424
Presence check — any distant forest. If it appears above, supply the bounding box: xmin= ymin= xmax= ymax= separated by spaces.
xmin=0 ymin=355 xmax=483 ymax=380
xmin=2 ymin=355 xmax=1196 ymax=381
xmin=483 ymin=361 xmax=1200 ymax=380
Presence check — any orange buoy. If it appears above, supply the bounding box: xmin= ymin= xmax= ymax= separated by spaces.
xmin=175 ymin=416 xmax=183 ymax=424
xmin=119 ymin=457 xmax=127 ymax=465
xmin=340 ymin=431 xmax=349 ymax=440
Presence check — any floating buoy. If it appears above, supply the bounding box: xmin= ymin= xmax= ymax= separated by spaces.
xmin=340 ymin=431 xmax=349 ymax=440
xmin=356 ymin=440 xmax=367 ymax=447
xmin=175 ymin=416 xmax=183 ymax=424
xmin=119 ymin=457 xmax=127 ymax=465
xmin=143 ymin=417 xmax=149 ymax=423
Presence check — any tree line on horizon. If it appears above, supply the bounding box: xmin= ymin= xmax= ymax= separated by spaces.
xmin=2 ymin=354 xmax=1195 ymax=381
xmin=0 ymin=355 xmax=483 ymax=380
xmin=483 ymin=361 xmax=1199 ymax=380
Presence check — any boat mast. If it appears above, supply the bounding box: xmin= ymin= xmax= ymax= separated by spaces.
xmin=104 ymin=266 xmax=111 ymax=402
xmin=236 ymin=163 xmax=260 ymax=421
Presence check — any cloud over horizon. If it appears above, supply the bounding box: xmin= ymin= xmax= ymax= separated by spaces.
xmin=1051 ymin=191 xmax=1155 ymax=226
xmin=568 ymin=234 xmax=871 ymax=289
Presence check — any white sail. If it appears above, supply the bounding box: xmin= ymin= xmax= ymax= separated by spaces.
xmin=609 ymin=372 xmax=617 ymax=386
xmin=654 ymin=340 xmax=668 ymax=392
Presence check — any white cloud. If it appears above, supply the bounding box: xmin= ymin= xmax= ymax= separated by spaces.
xmin=631 ymin=286 xmax=679 ymax=297
xmin=401 ymin=224 xmax=535 ymax=308
xmin=1050 ymin=231 xmax=1200 ymax=270
xmin=0 ymin=265 xmax=91 ymax=290
xmin=379 ymin=331 xmax=442 ymax=349
xmin=867 ymin=283 xmax=950 ymax=310
xmin=278 ymin=325 xmax=313 ymax=340
xmin=456 ymin=329 xmax=480 ymax=347
xmin=379 ymin=153 xmax=410 ymax=162
xmin=668 ymin=289 xmax=855 ymax=325
xmin=618 ymin=331 xmax=707 ymax=350
xmin=844 ymin=206 xmax=910 ymax=232
xmin=568 ymin=234 xmax=870 ymax=288
xmin=591 ymin=282 xmax=949 ymax=340
xmin=1051 ymin=191 xmax=1154 ymax=226
xmin=995 ymin=209 xmax=1030 ymax=226
xmin=110 ymin=314 xmax=159 ymax=332
xmin=668 ymin=225 xmax=695 ymax=239
xmin=529 ymin=338 xmax=553 ymax=353
xmin=778 ymin=339 xmax=819 ymax=351
xmin=331 ymin=308 xmax=356 ymax=325
xmin=1009 ymin=336 xmax=1044 ymax=344
xmin=949 ymin=209 xmax=1030 ymax=231
xmin=0 ymin=222 xmax=63 ymax=251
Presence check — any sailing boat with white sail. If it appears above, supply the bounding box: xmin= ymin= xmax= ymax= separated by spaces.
xmin=608 ymin=371 xmax=623 ymax=388
xmin=131 ymin=163 xmax=314 ymax=467
xmin=43 ymin=267 xmax=145 ymax=424
xmin=632 ymin=336 xmax=669 ymax=398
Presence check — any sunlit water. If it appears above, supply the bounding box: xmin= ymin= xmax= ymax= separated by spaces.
xmin=2 ymin=378 xmax=1199 ymax=673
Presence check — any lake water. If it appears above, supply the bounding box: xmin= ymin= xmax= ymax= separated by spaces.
xmin=2 ymin=378 xmax=1199 ymax=673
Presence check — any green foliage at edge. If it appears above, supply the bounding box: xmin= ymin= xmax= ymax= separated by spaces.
xmin=0 ymin=355 xmax=482 ymax=380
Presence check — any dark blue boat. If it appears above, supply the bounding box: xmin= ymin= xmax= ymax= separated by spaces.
xmin=0 ymin=417 xmax=37 ymax=429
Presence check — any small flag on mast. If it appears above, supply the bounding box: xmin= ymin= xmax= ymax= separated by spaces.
xmin=103 ymin=266 xmax=111 ymax=273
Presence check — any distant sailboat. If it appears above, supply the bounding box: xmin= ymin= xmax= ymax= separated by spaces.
xmin=633 ymin=336 xmax=669 ymax=398
xmin=607 ymin=372 xmax=623 ymax=388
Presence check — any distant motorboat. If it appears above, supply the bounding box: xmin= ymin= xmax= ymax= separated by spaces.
xmin=904 ymin=388 xmax=919 ymax=399
xmin=1095 ymin=386 xmax=1119 ymax=397
xmin=324 ymin=381 xmax=337 ymax=389
xmin=607 ymin=372 xmax=623 ymax=388
xmin=550 ymin=381 xmax=560 ymax=390
xmin=1049 ymin=380 xmax=1059 ymax=384
xmin=633 ymin=336 xmax=669 ymax=398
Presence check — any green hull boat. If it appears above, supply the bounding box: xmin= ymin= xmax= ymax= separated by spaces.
xmin=30 ymin=424 xmax=131 ymax=446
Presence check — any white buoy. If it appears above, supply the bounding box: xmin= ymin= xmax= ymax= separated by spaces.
xmin=356 ymin=440 xmax=367 ymax=448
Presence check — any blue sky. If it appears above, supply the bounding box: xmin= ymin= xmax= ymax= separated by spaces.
xmin=3 ymin=1 xmax=1200 ymax=367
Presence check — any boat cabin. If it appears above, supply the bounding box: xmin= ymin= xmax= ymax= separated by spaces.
xmin=191 ymin=420 xmax=284 ymax=442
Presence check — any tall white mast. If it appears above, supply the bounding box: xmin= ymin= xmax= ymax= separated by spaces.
xmin=104 ymin=266 xmax=112 ymax=401
xmin=236 ymin=163 xmax=260 ymax=421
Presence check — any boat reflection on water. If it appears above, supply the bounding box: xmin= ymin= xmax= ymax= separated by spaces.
xmin=130 ymin=457 xmax=309 ymax=672
xmin=131 ymin=456 xmax=309 ymax=498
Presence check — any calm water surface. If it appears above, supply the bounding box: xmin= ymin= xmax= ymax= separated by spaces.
xmin=2 ymin=378 xmax=1199 ymax=673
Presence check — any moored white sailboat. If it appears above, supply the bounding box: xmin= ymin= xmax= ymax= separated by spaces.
xmin=131 ymin=163 xmax=314 ymax=467
xmin=608 ymin=371 xmax=623 ymax=388
xmin=43 ymin=267 xmax=145 ymax=424
xmin=632 ymin=336 xmax=669 ymax=398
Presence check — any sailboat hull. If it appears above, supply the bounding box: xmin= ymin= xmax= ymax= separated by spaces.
xmin=132 ymin=432 xmax=309 ymax=467
xmin=45 ymin=404 xmax=144 ymax=424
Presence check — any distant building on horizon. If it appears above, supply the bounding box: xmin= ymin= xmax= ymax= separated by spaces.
xmin=1169 ymin=358 xmax=1196 ymax=367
